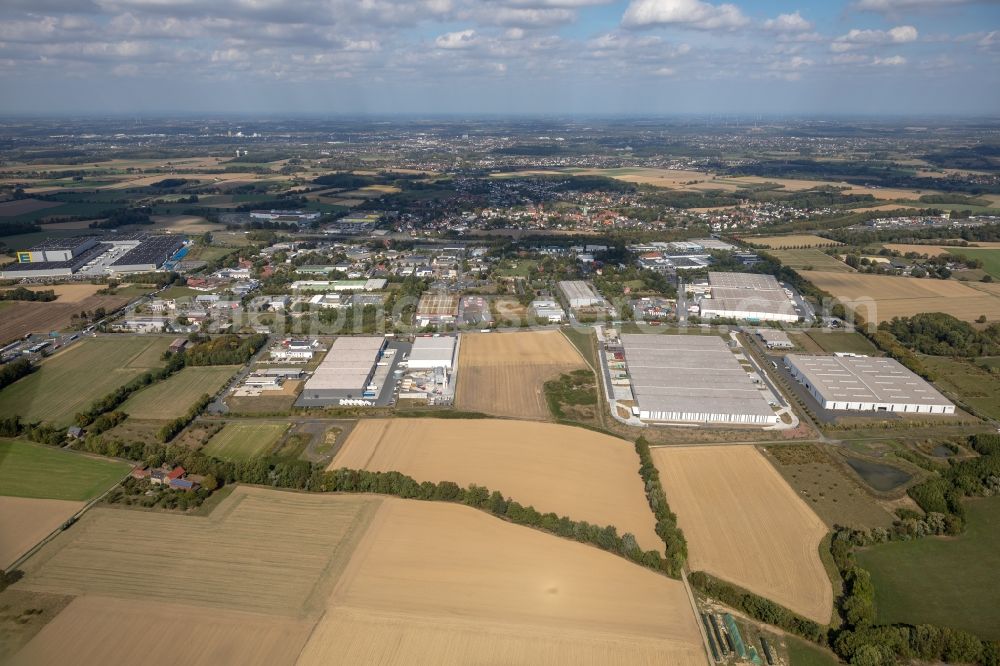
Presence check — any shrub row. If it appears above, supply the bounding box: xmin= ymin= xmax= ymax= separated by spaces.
xmin=634 ymin=436 xmax=687 ymax=578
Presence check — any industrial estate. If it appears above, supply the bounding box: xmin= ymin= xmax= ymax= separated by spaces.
xmin=1 ymin=114 xmax=1000 ymax=666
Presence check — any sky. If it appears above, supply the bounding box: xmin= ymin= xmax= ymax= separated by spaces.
xmin=0 ymin=0 xmax=998 ymax=116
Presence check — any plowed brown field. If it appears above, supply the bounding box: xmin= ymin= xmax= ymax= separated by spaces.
xmin=455 ymin=330 xmax=586 ymax=419
xmin=330 ymin=419 xmax=660 ymax=550
xmin=652 ymin=445 xmax=833 ymax=624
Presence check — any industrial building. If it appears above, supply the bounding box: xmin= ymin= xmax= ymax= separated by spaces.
xmin=756 ymin=329 xmax=794 ymax=349
xmin=784 ymin=354 xmax=955 ymax=414
xmin=416 ymin=293 xmax=459 ymax=327
xmin=301 ymin=336 xmax=387 ymax=400
xmin=558 ymin=280 xmax=602 ymax=309
xmin=620 ymin=334 xmax=779 ymax=425
xmin=249 ymin=210 xmax=321 ymax=223
xmin=699 ymin=272 xmax=799 ymax=323
xmin=408 ymin=336 xmax=457 ymax=370
xmin=531 ymin=298 xmax=566 ymax=323
xmin=109 ymin=235 xmax=186 ymax=273
xmin=290 ymin=279 xmax=387 ymax=292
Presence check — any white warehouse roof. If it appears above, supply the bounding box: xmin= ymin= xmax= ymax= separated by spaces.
xmin=409 ymin=336 xmax=457 ymax=368
xmin=304 ymin=336 xmax=386 ymax=391
xmin=621 ymin=334 xmax=778 ymax=425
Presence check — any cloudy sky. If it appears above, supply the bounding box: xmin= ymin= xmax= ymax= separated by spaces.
xmin=1 ymin=0 xmax=998 ymax=116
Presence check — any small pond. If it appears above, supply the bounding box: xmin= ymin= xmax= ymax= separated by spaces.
xmin=931 ymin=445 xmax=953 ymax=458
xmin=845 ymin=457 xmax=912 ymax=492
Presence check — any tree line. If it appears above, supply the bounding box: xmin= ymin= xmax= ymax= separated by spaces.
xmin=0 ymin=287 xmax=56 ymax=302
xmin=634 ymin=436 xmax=687 ymax=577
xmin=0 ymin=359 xmax=34 ymax=390
xmin=880 ymin=313 xmax=1000 ymax=357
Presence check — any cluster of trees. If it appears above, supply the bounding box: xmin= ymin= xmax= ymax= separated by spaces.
xmin=312 ymin=173 xmax=375 ymax=189
xmin=105 ymin=476 xmax=213 ymax=512
xmin=317 ymin=468 xmax=673 ymax=574
xmin=184 ymin=334 xmax=267 ymax=366
xmin=880 ymin=313 xmax=1000 ymax=357
xmin=0 ymin=358 xmax=34 ymax=390
xmin=906 ymin=445 xmax=1000 ymax=532
xmin=0 ymin=287 xmax=56 ymax=302
xmin=89 ymin=207 xmax=153 ymax=229
xmin=543 ymin=370 xmax=597 ymax=420
xmin=158 ymin=393 xmax=212 ymax=442
xmin=688 ymin=571 xmax=825 ymax=643
xmin=634 ymin=436 xmax=687 ymax=577
xmin=826 ymin=222 xmax=1000 ymax=247
xmin=0 ymin=220 xmax=42 ymax=237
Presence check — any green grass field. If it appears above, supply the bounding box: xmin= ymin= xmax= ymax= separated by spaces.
xmin=0 ymin=439 xmax=130 ymax=501
xmin=805 ymin=330 xmax=879 ymax=355
xmin=946 ymin=248 xmax=1000 ymax=279
xmin=857 ymin=497 xmax=1000 ymax=640
xmin=770 ymin=248 xmax=855 ymax=273
xmin=786 ymin=636 xmax=840 ymax=666
xmin=0 ymin=336 xmax=173 ymax=427
xmin=120 ymin=366 xmax=238 ymax=420
xmin=202 ymin=422 xmax=288 ymax=461
xmin=920 ymin=355 xmax=1000 ymax=421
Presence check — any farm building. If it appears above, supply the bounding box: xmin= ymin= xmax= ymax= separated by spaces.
xmin=300 ymin=336 xmax=387 ymax=400
xmin=784 ymin=354 xmax=955 ymax=414
xmin=621 ymin=334 xmax=778 ymax=425
xmin=558 ymin=281 xmax=602 ymax=309
xmin=416 ymin=293 xmax=459 ymax=327
xmin=408 ymin=336 xmax=457 ymax=370
xmin=699 ymin=272 xmax=799 ymax=323
xmin=755 ymin=329 xmax=794 ymax=349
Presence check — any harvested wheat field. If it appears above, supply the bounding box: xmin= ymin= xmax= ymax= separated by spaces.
xmin=751 ymin=234 xmax=842 ymax=249
xmin=8 ymin=596 xmax=313 ymax=666
xmin=0 ymin=288 xmax=147 ymax=345
xmin=0 ymin=496 xmax=84 ymax=569
xmin=17 ymin=487 xmax=381 ymax=617
xmin=1 ymin=283 xmax=103 ymax=302
xmin=150 ymin=214 xmax=224 ymax=233
xmin=456 ymin=330 xmax=586 ymax=419
xmin=800 ymin=271 xmax=1000 ymax=323
xmin=652 ymin=445 xmax=832 ymax=623
xmin=299 ymin=498 xmax=705 ymax=666
xmin=330 ymin=419 xmax=660 ymax=550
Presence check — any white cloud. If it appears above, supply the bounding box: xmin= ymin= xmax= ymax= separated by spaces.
xmin=873 ymin=54 xmax=907 ymax=64
xmin=653 ymin=65 xmax=675 ymax=75
xmin=434 ymin=28 xmax=478 ymax=49
xmin=763 ymin=11 xmax=812 ymax=32
xmin=832 ymin=24 xmax=918 ymax=50
xmin=621 ymin=0 xmax=748 ymax=30
xmin=852 ymin=0 xmax=980 ymax=13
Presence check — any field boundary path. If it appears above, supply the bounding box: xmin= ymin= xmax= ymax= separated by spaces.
xmin=681 ymin=569 xmax=717 ymax=666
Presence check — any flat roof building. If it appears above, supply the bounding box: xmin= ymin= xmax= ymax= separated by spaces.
xmin=409 ymin=336 xmax=457 ymax=370
xmin=756 ymin=329 xmax=794 ymax=349
xmin=302 ymin=336 xmax=387 ymax=399
xmin=784 ymin=354 xmax=955 ymax=414
xmin=558 ymin=280 xmax=602 ymax=309
xmin=109 ymin=236 xmax=186 ymax=274
xmin=700 ymin=272 xmax=799 ymax=323
xmin=416 ymin=293 xmax=459 ymax=327
xmin=621 ymin=334 xmax=778 ymax=425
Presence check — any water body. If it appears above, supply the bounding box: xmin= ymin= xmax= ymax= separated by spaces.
xmin=931 ymin=445 xmax=954 ymax=458
xmin=845 ymin=457 xmax=913 ymax=492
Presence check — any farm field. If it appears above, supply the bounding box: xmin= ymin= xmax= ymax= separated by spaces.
xmin=0 ymin=199 xmax=62 ymax=217
xmin=751 ymin=234 xmax=842 ymax=249
xmin=202 ymin=422 xmax=289 ymax=461
xmin=919 ymin=355 xmax=1000 ymax=420
xmin=455 ymin=330 xmax=587 ymax=419
xmin=804 ymin=330 xmax=879 ymax=355
xmin=149 ymin=214 xmax=225 ymax=233
xmin=0 ymin=439 xmax=130 ymax=501
xmin=0 ymin=496 xmax=84 ymax=569
xmin=299 ymin=498 xmax=706 ymax=666
xmin=883 ymin=243 xmax=956 ymax=257
xmin=0 ymin=286 xmax=151 ymax=345
xmin=0 ymin=283 xmax=102 ymax=302
xmin=120 ymin=365 xmax=238 ymax=420
xmin=652 ymin=445 xmax=833 ymax=623
xmin=0 ymin=336 xmax=173 ymax=426
xmin=768 ymin=249 xmax=854 ymax=272
xmin=16 ymin=487 xmax=382 ymax=616
xmin=799 ymin=271 xmax=1000 ymax=323
xmin=946 ymin=247 xmax=1000 ymax=279
xmin=857 ymin=497 xmax=1000 ymax=640
xmin=329 ymin=418 xmax=660 ymax=550
xmin=8 ymin=487 xmax=707 ymax=665
xmin=8 ymin=596 xmax=312 ymax=666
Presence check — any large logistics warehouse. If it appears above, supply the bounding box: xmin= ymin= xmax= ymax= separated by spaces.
xmin=699 ymin=272 xmax=799 ymax=323
xmin=301 ymin=336 xmax=387 ymax=400
xmin=408 ymin=336 xmax=457 ymax=369
xmin=558 ymin=280 xmax=602 ymax=309
xmin=621 ymin=334 xmax=779 ymax=425
xmin=784 ymin=354 xmax=955 ymax=414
